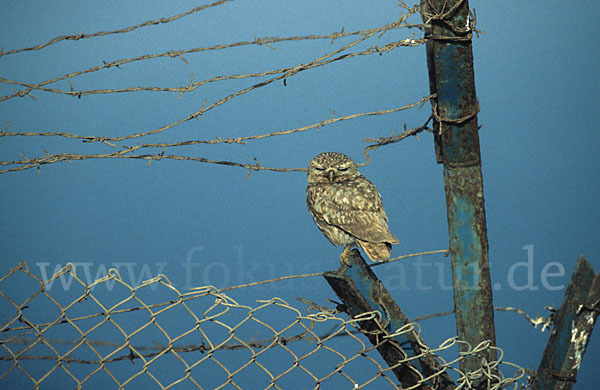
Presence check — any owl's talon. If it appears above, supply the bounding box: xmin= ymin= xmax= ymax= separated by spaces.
xmin=340 ymin=246 xmax=352 ymax=266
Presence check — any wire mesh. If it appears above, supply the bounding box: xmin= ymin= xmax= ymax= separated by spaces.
xmin=0 ymin=262 xmax=529 ymax=389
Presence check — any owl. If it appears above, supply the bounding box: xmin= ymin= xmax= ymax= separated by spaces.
xmin=306 ymin=152 xmax=399 ymax=263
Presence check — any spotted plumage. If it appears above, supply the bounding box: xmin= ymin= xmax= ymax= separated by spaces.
xmin=306 ymin=152 xmax=398 ymax=262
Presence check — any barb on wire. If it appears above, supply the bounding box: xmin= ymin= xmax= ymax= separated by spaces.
xmin=369 ymin=248 xmax=449 ymax=267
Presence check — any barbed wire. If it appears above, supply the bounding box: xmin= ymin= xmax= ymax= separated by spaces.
xmin=0 ymin=12 xmax=424 ymax=103
xmin=0 ymin=0 xmax=234 ymax=59
xmin=1 ymin=95 xmax=432 ymax=145
xmin=0 ymin=94 xmax=434 ymax=175
xmin=0 ymin=28 xmax=425 ymax=101
xmin=0 ymin=3 xmax=432 ymax=178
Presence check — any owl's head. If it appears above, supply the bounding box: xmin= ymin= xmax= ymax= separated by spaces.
xmin=307 ymin=152 xmax=361 ymax=184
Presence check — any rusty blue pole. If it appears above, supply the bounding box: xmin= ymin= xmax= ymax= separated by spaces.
xmin=420 ymin=0 xmax=497 ymax=376
xmin=324 ymin=250 xmax=456 ymax=389
xmin=533 ymin=256 xmax=599 ymax=390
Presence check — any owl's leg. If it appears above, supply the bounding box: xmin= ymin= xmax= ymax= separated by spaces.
xmin=340 ymin=245 xmax=353 ymax=266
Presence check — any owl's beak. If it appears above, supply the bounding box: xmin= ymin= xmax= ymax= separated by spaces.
xmin=327 ymin=169 xmax=335 ymax=182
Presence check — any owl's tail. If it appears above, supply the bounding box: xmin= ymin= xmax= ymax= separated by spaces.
xmin=357 ymin=239 xmax=394 ymax=262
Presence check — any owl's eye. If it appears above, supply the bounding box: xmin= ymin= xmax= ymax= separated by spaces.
xmin=337 ymin=167 xmax=349 ymax=172
xmin=314 ymin=167 xmax=326 ymax=171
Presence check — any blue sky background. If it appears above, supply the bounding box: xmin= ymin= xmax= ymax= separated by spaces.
xmin=1 ymin=1 xmax=599 ymax=388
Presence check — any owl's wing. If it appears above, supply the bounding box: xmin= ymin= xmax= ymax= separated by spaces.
xmin=306 ymin=180 xmax=399 ymax=244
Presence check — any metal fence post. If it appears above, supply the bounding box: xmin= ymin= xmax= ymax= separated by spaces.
xmin=420 ymin=0 xmax=497 ymax=376
xmin=533 ymin=256 xmax=599 ymax=390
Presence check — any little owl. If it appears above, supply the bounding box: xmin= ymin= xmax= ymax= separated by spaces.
xmin=306 ymin=152 xmax=398 ymax=263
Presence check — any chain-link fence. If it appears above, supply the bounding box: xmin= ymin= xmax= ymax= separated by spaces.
xmin=0 ymin=262 xmax=530 ymax=389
